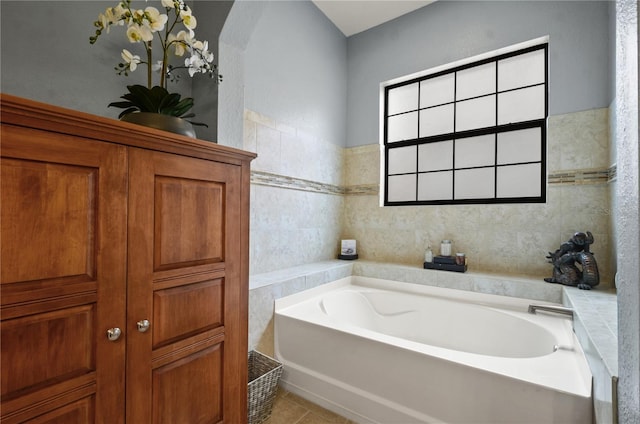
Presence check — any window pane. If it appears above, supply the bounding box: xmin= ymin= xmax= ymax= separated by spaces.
xmin=419 ymin=104 xmax=454 ymax=137
xmin=456 ymin=95 xmax=496 ymax=132
xmin=420 ymin=74 xmax=455 ymax=108
xmin=388 ymin=146 xmax=417 ymax=174
xmin=388 ymin=174 xmax=416 ymax=202
xmin=454 ymin=167 xmax=495 ymax=199
xmin=455 ymin=134 xmax=495 ymax=168
xmin=497 ymin=128 xmax=542 ymax=164
xmin=418 ymin=140 xmax=453 ymax=172
xmin=456 ymin=62 xmax=496 ymax=100
xmin=387 ymin=112 xmax=418 ymax=142
xmin=418 ymin=171 xmax=453 ymax=201
xmin=497 ymin=85 xmax=545 ymax=125
xmin=388 ymin=83 xmax=419 ymax=115
xmin=498 ymin=49 xmax=545 ymax=91
xmin=496 ymin=163 xmax=541 ymax=197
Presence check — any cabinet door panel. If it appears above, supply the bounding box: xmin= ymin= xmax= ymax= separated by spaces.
xmin=0 ymin=125 xmax=127 ymax=424
xmin=127 ymin=148 xmax=246 ymax=423
xmin=152 ymin=344 xmax=223 ymax=424
xmin=152 ymin=278 xmax=223 ymax=348
xmin=154 ymin=176 xmax=225 ymax=270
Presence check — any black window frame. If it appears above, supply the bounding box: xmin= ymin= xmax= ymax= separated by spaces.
xmin=383 ymin=43 xmax=549 ymax=206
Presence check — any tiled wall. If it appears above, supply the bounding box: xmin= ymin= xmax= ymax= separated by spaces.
xmin=342 ymin=108 xmax=614 ymax=286
xmin=243 ymin=110 xmax=345 ymax=275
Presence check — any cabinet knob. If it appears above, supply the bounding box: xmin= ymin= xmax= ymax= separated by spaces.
xmin=107 ymin=327 xmax=122 ymax=341
xmin=137 ymin=319 xmax=151 ymax=333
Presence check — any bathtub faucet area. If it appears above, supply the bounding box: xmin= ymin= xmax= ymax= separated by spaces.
xmin=528 ymin=304 xmax=574 ymax=318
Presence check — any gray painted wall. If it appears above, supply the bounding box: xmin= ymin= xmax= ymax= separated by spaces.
xmin=0 ymin=1 xmax=225 ymax=142
xmin=243 ymin=0 xmax=347 ymax=146
xmin=346 ymin=0 xmax=612 ymax=147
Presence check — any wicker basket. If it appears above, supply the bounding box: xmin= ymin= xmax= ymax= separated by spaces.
xmin=248 ymin=351 xmax=283 ymax=424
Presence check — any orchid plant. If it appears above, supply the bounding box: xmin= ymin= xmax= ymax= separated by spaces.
xmin=90 ymin=0 xmax=221 ymax=126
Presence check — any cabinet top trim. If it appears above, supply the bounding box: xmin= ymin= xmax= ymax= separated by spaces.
xmin=1 ymin=94 xmax=256 ymax=165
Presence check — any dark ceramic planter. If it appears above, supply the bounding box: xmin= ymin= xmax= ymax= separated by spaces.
xmin=121 ymin=112 xmax=196 ymax=138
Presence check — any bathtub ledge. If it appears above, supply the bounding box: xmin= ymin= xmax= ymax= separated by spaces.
xmin=352 ymin=260 xmax=564 ymax=303
xmin=563 ymin=286 xmax=618 ymax=424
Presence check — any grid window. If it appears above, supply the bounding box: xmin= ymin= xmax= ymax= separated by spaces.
xmin=383 ymin=43 xmax=548 ymax=205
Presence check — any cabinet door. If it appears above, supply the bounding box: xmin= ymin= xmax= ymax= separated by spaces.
xmin=127 ymin=148 xmax=247 ymax=424
xmin=1 ymin=125 xmax=128 ymax=424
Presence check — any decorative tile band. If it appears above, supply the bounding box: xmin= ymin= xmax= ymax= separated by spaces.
xmin=252 ymin=165 xmax=617 ymax=195
xmin=548 ymin=165 xmax=616 ymax=186
xmin=251 ymin=171 xmax=344 ymax=195
xmin=344 ymin=184 xmax=380 ymax=196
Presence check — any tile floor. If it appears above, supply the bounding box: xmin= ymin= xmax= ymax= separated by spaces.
xmin=263 ymin=388 xmax=357 ymax=424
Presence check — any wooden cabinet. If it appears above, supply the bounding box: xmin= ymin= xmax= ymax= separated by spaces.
xmin=0 ymin=94 xmax=255 ymax=424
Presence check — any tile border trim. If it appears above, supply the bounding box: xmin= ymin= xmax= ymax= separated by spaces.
xmin=251 ymin=165 xmax=617 ymax=196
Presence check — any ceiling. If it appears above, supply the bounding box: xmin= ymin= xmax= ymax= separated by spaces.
xmin=312 ymin=0 xmax=435 ymax=37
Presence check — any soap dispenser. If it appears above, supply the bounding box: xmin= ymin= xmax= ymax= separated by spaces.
xmin=424 ymin=245 xmax=433 ymax=263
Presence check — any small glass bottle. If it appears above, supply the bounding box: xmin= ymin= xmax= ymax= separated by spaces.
xmin=424 ymin=245 xmax=433 ymax=263
xmin=440 ymin=240 xmax=452 ymax=256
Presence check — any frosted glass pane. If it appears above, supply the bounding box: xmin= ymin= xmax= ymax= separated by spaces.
xmin=455 ymin=135 xmax=495 ymax=168
xmin=419 ymin=104 xmax=454 ymax=137
xmin=497 ymin=128 xmax=542 ymax=164
xmin=387 ymin=112 xmax=418 ymax=142
xmin=418 ymin=171 xmax=453 ymax=201
xmin=388 ymin=83 xmax=419 ymax=115
xmin=456 ymin=95 xmax=496 ymax=132
xmin=498 ymin=85 xmax=545 ymax=125
xmin=498 ymin=49 xmax=545 ymax=91
xmin=418 ymin=140 xmax=453 ymax=172
xmin=456 ymin=62 xmax=496 ymax=100
xmin=388 ymin=174 xmax=416 ymax=202
xmin=497 ymin=163 xmax=541 ymax=198
xmin=454 ymin=167 xmax=495 ymax=199
xmin=388 ymin=146 xmax=417 ymax=174
xmin=420 ymin=74 xmax=455 ymax=108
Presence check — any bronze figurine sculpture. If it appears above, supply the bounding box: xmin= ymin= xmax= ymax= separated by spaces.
xmin=544 ymin=231 xmax=600 ymax=290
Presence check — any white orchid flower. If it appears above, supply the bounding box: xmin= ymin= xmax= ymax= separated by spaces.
xmin=170 ymin=30 xmax=194 ymax=56
xmin=180 ymin=6 xmax=197 ymax=31
xmin=191 ymin=40 xmax=214 ymax=64
xmin=176 ymin=30 xmax=193 ymax=45
xmin=121 ymin=49 xmax=141 ymax=71
xmin=113 ymin=4 xmax=126 ymax=23
xmin=98 ymin=12 xmax=110 ymax=31
xmin=144 ymin=7 xmax=168 ymax=32
xmin=161 ymin=0 xmax=175 ymax=9
xmin=152 ymin=60 xmax=163 ymax=72
xmin=185 ymin=55 xmax=205 ymax=76
xmin=126 ymin=24 xmax=153 ymax=43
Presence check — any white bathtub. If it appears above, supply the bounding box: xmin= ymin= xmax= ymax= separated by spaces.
xmin=274 ymin=276 xmax=592 ymax=424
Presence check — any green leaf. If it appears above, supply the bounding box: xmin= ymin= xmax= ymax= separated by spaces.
xmin=118 ymin=107 xmax=139 ymax=119
xmin=126 ymin=85 xmax=158 ymax=112
xmin=108 ymin=101 xmax=136 ymax=109
xmin=158 ymin=93 xmax=181 ymax=114
xmin=187 ymin=120 xmax=209 ymax=128
xmin=171 ymin=97 xmax=195 ymax=117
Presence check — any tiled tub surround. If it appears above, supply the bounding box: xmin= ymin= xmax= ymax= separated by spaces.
xmin=244 ymin=110 xmax=345 ymax=276
xmin=245 ymin=107 xmax=614 ymax=286
xmin=343 ymin=108 xmax=614 ymax=287
xmin=249 ymin=260 xmax=618 ymax=423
